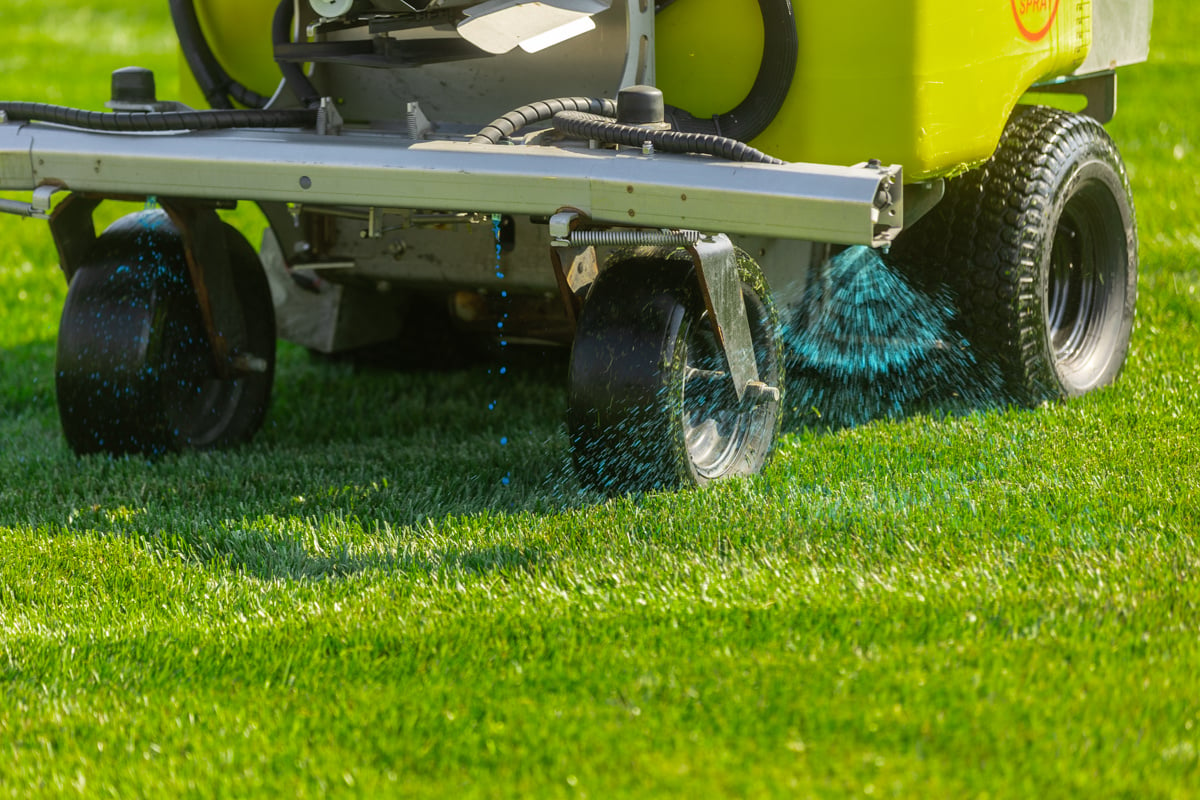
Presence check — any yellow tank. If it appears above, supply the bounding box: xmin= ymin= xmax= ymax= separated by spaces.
xmin=179 ymin=0 xmax=280 ymax=105
xmin=182 ymin=0 xmax=1091 ymax=180
xmin=656 ymin=0 xmax=1092 ymax=180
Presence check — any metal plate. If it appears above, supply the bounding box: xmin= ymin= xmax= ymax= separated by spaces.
xmin=688 ymin=234 xmax=757 ymax=402
xmin=1077 ymin=0 xmax=1153 ymax=73
xmin=0 ymin=125 xmax=903 ymax=245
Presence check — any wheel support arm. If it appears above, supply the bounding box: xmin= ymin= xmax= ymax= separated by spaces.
xmin=160 ymin=201 xmax=249 ymax=380
xmin=685 ymin=235 xmax=760 ymax=403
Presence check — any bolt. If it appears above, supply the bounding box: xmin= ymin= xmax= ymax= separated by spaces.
xmin=232 ymin=353 xmax=269 ymax=374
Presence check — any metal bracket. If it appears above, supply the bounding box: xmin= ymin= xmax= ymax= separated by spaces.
xmin=406 ymin=102 xmax=433 ymax=140
xmin=0 ymin=184 xmax=65 ymax=220
xmin=47 ymin=192 xmax=102 ymax=282
xmin=686 ymin=234 xmax=759 ymax=403
xmin=31 ymin=184 xmax=64 ymax=216
xmin=621 ymin=0 xmax=654 ymax=87
xmin=903 ymin=178 xmax=945 ymax=228
xmin=548 ymin=210 xmax=588 ymax=326
xmin=549 ymin=244 xmax=598 ymax=328
xmin=549 ymin=209 xmax=582 ymax=243
xmin=853 ymin=159 xmax=903 ymax=245
xmin=316 ymin=97 xmax=344 ymax=136
xmin=1032 ymin=70 xmax=1117 ymax=124
xmin=161 ymin=201 xmax=248 ymax=380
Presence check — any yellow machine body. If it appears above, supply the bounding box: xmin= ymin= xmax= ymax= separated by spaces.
xmin=184 ymin=0 xmax=1093 ymax=180
xmin=657 ymin=0 xmax=1092 ymax=179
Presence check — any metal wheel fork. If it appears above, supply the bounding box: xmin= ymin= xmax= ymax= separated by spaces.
xmin=549 ymin=212 xmax=778 ymax=405
xmin=47 ymin=192 xmax=262 ymax=380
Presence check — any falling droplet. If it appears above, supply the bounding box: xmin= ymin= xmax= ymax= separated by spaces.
xmin=490 ymin=213 xmax=514 ymax=488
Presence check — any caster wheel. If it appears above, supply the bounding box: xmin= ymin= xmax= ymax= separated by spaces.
xmin=55 ymin=209 xmax=276 ymax=455
xmin=890 ymin=105 xmax=1138 ymax=403
xmin=567 ymin=249 xmax=783 ymax=494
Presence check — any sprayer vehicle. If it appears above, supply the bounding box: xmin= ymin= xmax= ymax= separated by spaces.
xmin=0 ymin=0 xmax=1151 ymax=492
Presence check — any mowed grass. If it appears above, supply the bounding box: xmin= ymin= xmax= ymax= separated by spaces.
xmin=2 ymin=1 xmax=1199 ymax=796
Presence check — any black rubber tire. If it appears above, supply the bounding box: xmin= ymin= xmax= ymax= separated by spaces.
xmin=567 ymin=250 xmax=783 ymax=493
xmin=889 ymin=105 xmax=1138 ymax=403
xmin=56 ymin=210 xmax=276 ymax=455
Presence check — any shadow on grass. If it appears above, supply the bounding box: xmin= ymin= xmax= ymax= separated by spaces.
xmin=2 ymin=328 xmax=1015 ymax=581
xmin=1 ymin=339 xmax=586 ymax=579
xmin=0 ymin=339 xmax=57 ymax=417
xmin=169 ymin=525 xmax=549 ymax=581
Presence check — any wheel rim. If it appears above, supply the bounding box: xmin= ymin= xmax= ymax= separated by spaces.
xmin=681 ymin=286 xmax=777 ymax=480
xmin=683 ymin=314 xmax=746 ymax=478
xmin=1045 ymin=175 xmax=1128 ymax=385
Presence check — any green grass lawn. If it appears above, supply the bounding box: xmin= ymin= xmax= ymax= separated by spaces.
xmin=2 ymin=1 xmax=1199 ymax=796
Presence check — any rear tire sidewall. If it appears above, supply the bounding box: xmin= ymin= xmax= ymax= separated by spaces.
xmin=1036 ymin=154 xmax=1137 ymax=398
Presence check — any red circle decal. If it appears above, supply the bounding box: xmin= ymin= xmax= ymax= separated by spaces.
xmin=1011 ymin=0 xmax=1061 ymax=42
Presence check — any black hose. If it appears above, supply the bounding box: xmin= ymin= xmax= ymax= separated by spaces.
xmin=0 ymin=102 xmax=317 ymax=132
xmin=664 ymin=0 xmax=798 ymax=143
xmin=552 ymin=111 xmax=785 ymax=164
xmin=170 ymin=0 xmax=270 ymax=110
xmin=273 ymin=0 xmax=323 ymax=109
xmin=470 ymin=97 xmax=618 ymax=145
xmin=228 ymin=81 xmax=271 ymax=111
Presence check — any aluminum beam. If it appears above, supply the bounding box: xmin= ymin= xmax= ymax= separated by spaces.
xmin=0 ymin=122 xmax=901 ymax=245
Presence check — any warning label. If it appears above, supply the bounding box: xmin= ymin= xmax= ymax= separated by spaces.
xmin=1011 ymin=0 xmax=1061 ymax=42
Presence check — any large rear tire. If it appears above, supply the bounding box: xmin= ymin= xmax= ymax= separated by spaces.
xmin=889 ymin=105 xmax=1138 ymax=403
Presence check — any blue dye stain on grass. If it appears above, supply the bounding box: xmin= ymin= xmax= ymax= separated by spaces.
xmin=783 ymin=245 xmax=1006 ymax=430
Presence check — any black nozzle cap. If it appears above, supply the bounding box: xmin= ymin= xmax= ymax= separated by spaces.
xmin=617 ymin=85 xmax=665 ymax=126
xmin=111 ymin=67 xmax=157 ymax=105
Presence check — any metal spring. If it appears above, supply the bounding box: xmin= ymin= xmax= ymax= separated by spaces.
xmin=564 ymin=229 xmax=703 ymax=248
